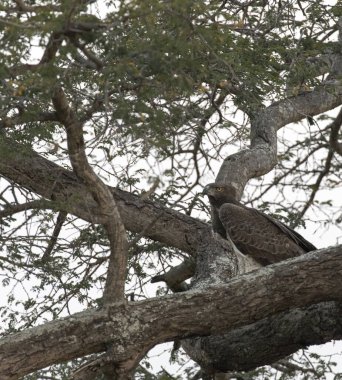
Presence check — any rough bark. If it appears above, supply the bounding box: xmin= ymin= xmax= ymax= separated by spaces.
xmin=178 ymin=21 xmax=342 ymax=376
xmin=52 ymin=86 xmax=128 ymax=303
xmin=1 ymin=245 xmax=342 ymax=379
xmin=0 ymin=136 xmax=205 ymax=256
xmin=183 ymin=24 xmax=342 ymax=375
xmin=216 ymin=83 xmax=342 ymax=199
xmin=182 ymin=301 xmax=342 ymax=373
xmin=0 ymin=16 xmax=341 ymax=380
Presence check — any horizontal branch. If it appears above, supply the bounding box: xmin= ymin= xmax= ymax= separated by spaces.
xmin=182 ymin=301 xmax=342 ymax=372
xmin=1 ymin=244 xmax=341 ymax=379
xmin=0 ymin=111 xmax=58 ymax=129
xmin=0 ymin=199 xmax=54 ymax=218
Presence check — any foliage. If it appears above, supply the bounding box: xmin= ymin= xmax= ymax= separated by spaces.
xmin=0 ymin=0 xmax=341 ymax=378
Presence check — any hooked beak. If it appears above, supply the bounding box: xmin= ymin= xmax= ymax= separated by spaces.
xmin=202 ymin=185 xmax=211 ymax=196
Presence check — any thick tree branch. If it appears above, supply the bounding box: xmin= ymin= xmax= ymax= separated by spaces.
xmin=1 ymin=70 xmax=341 ymax=261
xmin=217 ymin=17 xmax=342 ymax=198
xmin=1 ymin=244 xmax=341 ymax=379
xmin=183 ymin=301 xmax=342 ymax=372
xmin=0 ymin=137 xmax=206 ymax=255
xmin=52 ymin=87 xmax=128 ymax=302
xmin=217 ymin=83 xmax=342 ymax=198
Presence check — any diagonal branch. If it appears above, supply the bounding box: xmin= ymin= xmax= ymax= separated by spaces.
xmin=151 ymin=259 xmax=195 ymax=292
xmin=295 ymin=148 xmax=334 ymax=223
xmin=0 ymin=136 xmax=207 ymax=255
xmin=52 ymin=86 xmax=128 ymax=303
xmin=41 ymin=211 xmax=67 ymax=262
xmin=291 ymin=108 xmax=342 ymax=222
xmin=9 ymin=31 xmax=64 ymax=77
xmin=1 ymin=244 xmax=341 ymax=379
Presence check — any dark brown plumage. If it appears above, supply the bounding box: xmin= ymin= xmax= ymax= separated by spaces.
xmin=203 ymin=183 xmax=316 ymax=264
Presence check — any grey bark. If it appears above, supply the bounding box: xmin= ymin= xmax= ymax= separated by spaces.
xmin=0 ymin=20 xmax=341 ymax=379
xmin=1 ymin=245 xmax=342 ymax=379
xmin=217 ymin=83 xmax=342 ymax=198
xmin=182 ymin=301 xmax=342 ymax=373
xmin=182 ymin=44 xmax=342 ymax=373
xmin=0 ymin=136 xmax=206 ymax=256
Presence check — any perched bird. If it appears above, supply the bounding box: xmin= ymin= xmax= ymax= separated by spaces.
xmin=203 ymin=183 xmax=316 ymax=265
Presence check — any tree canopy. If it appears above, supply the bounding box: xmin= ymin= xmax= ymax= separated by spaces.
xmin=0 ymin=0 xmax=342 ymax=379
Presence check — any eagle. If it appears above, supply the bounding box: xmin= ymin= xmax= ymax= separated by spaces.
xmin=203 ymin=183 xmax=316 ymax=265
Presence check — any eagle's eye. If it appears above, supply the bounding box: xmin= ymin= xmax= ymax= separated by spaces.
xmin=215 ymin=186 xmax=224 ymax=192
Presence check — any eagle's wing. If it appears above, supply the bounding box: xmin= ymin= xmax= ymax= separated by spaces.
xmin=259 ymin=210 xmax=316 ymax=252
xmin=218 ymin=203 xmax=315 ymax=264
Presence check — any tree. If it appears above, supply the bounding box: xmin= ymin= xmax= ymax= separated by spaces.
xmin=0 ymin=0 xmax=342 ymax=379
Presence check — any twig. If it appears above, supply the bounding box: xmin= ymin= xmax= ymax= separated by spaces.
xmin=295 ymin=148 xmax=334 ymax=224
xmin=0 ymin=200 xmax=57 ymax=218
xmin=41 ymin=211 xmax=67 ymax=261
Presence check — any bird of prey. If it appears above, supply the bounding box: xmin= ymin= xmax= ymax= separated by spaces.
xmin=203 ymin=183 xmax=316 ymax=265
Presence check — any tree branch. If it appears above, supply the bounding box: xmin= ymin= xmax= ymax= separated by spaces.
xmin=151 ymin=259 xmax=195 ymax=292
xmin=0 ymin=136 xmax=207 ymax=256
xmin=1 ymin=244 xmax=342 ymax=379
xmin=217 ymin=83 xmax=342 ymax=198
xmin=0 ymin=200 xmax=56 ymax=218
xmin=217 ymin=17 xmax=342 ymax=198
xmin=12 ymin=0 xmax=61 ymax=12
xmin=295 ymin=148 xmax=334 ymax=222
xmin=9 ymin=31 xmax=64 ymax=77
xmin=41 ymin=211 xmax=67 ymax=261
xmin=0 ymin=111 xmax=58 ymax=129
xmin=52 ymin=86 xmax=128 ymax=303
xmin=329 ymin=106 xmax=342 ymax=156
xmin=183 ymin=300 xmax=342 ymax=373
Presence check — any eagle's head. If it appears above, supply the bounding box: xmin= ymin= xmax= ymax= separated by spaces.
xmin=203 ymin=183 xmax=239 ymax=207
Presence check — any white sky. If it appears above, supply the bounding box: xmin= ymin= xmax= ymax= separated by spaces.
xmin=0 ymin=1 xmax=341 ymax=378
